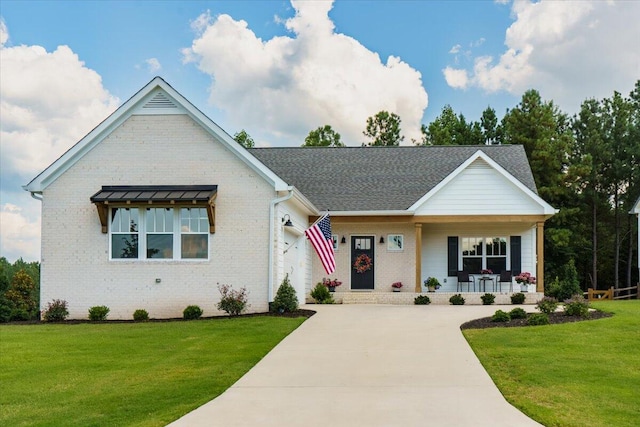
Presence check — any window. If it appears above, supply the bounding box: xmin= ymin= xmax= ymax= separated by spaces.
xmin=331 ymin=234 xmax=338 ymax=251
xmin=110 ymin=207 xmax=208 ymax=260
xmin=387 ymin=234 xmax=403 ymax=251
xmin=461 ymin=236 xmax=506 ymax=273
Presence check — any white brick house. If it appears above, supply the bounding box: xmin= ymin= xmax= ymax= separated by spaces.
xmin=24 ymin=77 xmax=556 ymax=319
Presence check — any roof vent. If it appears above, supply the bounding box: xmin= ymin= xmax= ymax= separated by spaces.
xmin=142 ymin=91 xmax=178 ymax=109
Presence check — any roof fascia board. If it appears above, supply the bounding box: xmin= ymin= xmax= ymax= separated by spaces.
xmin=328 ymin=210 xmax=413 ymax=216
xmin=24 ymin=77 xmax=289 ymax=193
xmin=289 ymin=186 xmax=319 ymax=215
xmin=408 ymin=149 xmax=558 ymax=215
xmin=631 ymin=196 xmax=640 ymax=214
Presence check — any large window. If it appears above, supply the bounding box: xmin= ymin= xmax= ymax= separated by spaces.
xmin=110 ymin=207 xmax=208 ymax=260
xmin=461 ymin=237 xmax=506 ymax=273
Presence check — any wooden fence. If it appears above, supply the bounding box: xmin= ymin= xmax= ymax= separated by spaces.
xmin=584 ymin=284 xmax=639 ymax=301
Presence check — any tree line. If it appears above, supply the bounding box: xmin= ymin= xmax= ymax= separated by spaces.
xmin=235 ymin=81 xmax=640 ymax=291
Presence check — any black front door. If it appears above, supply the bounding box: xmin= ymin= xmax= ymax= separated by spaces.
xmin=351 ymin=236 xmax=374 ymax=290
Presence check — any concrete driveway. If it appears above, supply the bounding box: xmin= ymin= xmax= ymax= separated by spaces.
xmin=168 ymin=304 xmax=542 ymax=427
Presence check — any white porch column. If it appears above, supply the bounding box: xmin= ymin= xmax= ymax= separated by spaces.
xmin=415 ymin=223 xmax=422 ymax=292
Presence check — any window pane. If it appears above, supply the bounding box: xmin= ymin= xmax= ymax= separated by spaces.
xmin=487 ymin=257 xmax=506 ymax=274
xmin=462 ymin=258 xmax=482 ymax=274
xmin=129 ymin=209 xmax=138 ymax=232
xmin=147 ymin=234 xmax=173 ymax=258
xmin=165 ymin=208 xmax=173 ymax=231
xmin=112 ymin=234 xmax=138 ymax=258
xmin=181 ymin=234 xmax=208 ymax=259
xmin=111 ymin=209 xmax=122 ymax=232
xmin=200 ymin=218 xmax=208 ymax=232
xmin=146 ymin=208 xmax=156 ymax=231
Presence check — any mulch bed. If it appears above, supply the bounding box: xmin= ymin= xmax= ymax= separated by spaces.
xmin=460 ymin=309 xmax=612 ymax=330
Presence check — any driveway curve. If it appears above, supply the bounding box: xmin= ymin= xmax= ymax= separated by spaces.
xmin=168 ymin=304 xmax=542 ymax=427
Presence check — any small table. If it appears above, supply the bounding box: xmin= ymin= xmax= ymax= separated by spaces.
xmin=477 ymin=276 xmax=495 ymax=292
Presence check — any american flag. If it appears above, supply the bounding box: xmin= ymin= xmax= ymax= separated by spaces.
xmin=304 ymin=214 xmax=336 ymax=275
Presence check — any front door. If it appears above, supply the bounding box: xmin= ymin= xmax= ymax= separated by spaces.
xmin=351 ymin=236 xmax=374 ymax=290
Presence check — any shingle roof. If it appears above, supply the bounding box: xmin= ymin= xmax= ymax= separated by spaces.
xmin=250 ymin=145 xmax=537 ymax=212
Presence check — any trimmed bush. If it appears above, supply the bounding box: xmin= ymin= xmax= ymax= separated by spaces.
xmin=527 ymin=313 xmax=550 ymax=326
xmin=272 ymin=274 xmax=299 ymax=313
xmin=536 ymin=296 xmax=559 ymax=314
xmin=511 ymin=293 xmax=526 ymax=304
xmin=183 ymin=305 xmax=203 ymax=320
xmin=546 ymin=259 xmax=582 ymax=301
xmin=310 ymin=283 xmax=334 ymax=304
xmin=480 ymin=293 xmax=496 ymax=305
xmin=449 ymin=294 xmax=465 ymax=305
xmin=42 ymin=299 xmax=69 ymax=322
xmin=491 ymin=310 xmax=510 ymax=322
xmin=564 ymin=294 xmax=590 ymax=318
xmin=509 ymin=307 xmax=528 ymax=319
xmin=217 ymin=284 xmax=249 ymax=316
xmin=414 ymin=295 xmax=431 ymax=305
xmin=0 ymin=295 xmax=13 ymax=323
xmin=133 ymin=309 xmax=149 ymax=321
xmin=88 ymin=305 xmax=110 ymax=321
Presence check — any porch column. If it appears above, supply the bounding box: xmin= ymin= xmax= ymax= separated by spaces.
xmin=415 ymin=223 xmax=422 ymax=292
xmin=536 ymin=221 xmax=544 ymax=292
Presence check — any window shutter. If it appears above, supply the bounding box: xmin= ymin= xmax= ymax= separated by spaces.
xmin=447 ymin=236 xmax=458 ymax=277
xmin=510 ymin=236 xmax=521 ymax=276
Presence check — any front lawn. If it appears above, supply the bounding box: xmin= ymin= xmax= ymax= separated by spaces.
xmin=0 ymin=316 xmax=307 ymax=427
xmin=463 ymin=300 xmax=640 ymax=427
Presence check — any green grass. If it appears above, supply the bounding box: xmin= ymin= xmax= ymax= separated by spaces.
xmin=464 ymin=300 xmax=640 ymax=427
xmin=0 ymin=316 xmax=306 ymax=427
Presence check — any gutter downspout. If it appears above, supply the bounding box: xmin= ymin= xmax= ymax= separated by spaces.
xmin=29 ymin=192 xmax=43 ymax=201
xmin=268 ymin=188 xmax=294 ymax=303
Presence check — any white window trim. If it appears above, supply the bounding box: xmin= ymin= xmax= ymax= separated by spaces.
xmin=460 ymin=236 xmax=508 ymax=271
xmin=387 ymin=234 xmax=404 ymax=252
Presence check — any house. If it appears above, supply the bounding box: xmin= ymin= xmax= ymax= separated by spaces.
xmin=24 ymin=77 xmax=556 ymax=319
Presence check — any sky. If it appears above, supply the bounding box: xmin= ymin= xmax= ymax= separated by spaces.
xmin=1 ymin=0 xmax=639 ymax=263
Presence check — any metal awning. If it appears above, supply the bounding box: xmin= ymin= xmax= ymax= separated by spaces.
xmin=90 ymin=185 xmax=217 ymax=233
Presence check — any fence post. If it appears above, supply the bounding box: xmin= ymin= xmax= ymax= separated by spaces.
xmin=609 ymin=287 xmax=615 ymax=300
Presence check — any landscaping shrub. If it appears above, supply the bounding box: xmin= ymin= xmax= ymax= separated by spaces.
xmin=5 ymin=269 xmax=37 ymax=320
xmin=133 ymin=309 xmax=149 ymax=321
xmin=545 ymin=259 xmax=582 ymax=301
xmin=42 ymin=299 xmax=69 ymax=322
xmin=88 ymin=305 xmax=110 ymax=321
xmin=491 ymin=310 xmax=510 ymax=322
xmin=183 ymin=305 xmax=203 ymax=320
xmin=414 ymin=295 xmax=431 ymax=305
xmin=509 ymin=307 xmax=528 ymax=319
xmin=449 ymin=294 xmax=465 ymax=305
xmin=272 ymin=274 xmax=298 ymax=313
xmin=480 ymin=293 xmax=496 ymax=305
xmin=536 ymin=296 xmax=559 ymax=314
xmin=527 ymin=313 xmax=550 ymax=326
xmin=564 ymin=294 xmax=590 ymax=318
xmin=310 ymin=283 xmax=334 ymax=304
xmin=511 ymin=293 xmax=526 ymax=304
xmin=10 ymin=308 xmax=30 ymax=321
xmin=217 ymin=284 xmax=249 ymax=316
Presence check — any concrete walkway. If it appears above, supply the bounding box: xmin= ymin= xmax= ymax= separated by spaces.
xmin=168 ymin=304 xmax=543 ymax=427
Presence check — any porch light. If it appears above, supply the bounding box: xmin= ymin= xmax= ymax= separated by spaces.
xmin=282 ymin=214 xmax=293 ymax=227
xmin=379 ymin=236 xmax=385 ymax=244
xmin=341 ymin=236 xmax=346 ymax=244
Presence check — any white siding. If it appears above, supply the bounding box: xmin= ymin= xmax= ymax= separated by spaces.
xmin=40 ymin=114 xmax=275 ymax=319
xmin=415 ymin=159 xmax=543 ymax=215
xmin=421 ymin=223 xmax=537 ymax=293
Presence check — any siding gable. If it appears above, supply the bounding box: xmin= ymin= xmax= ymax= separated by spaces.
xmin=414 ymin=158 xmax=544 ymax=215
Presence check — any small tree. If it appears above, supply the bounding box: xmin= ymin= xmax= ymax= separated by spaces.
xmin=5 ymin=269 xmax=37 ymax=319
xmin=302 ymin=125 xmax=344 ymax=147
xmin=363 ymin=111 xmax=404 ymax=146
xmin=234 ymin=129 xmax=255 ymax=148
xmin=272 ymin=274 xmax=299 ymax=313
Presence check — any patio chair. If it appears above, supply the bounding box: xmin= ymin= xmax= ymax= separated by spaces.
xmin=457 ymin=271 xmax=475 ymax=292
xmin=497 ymin=270 xmax=512 ymax=292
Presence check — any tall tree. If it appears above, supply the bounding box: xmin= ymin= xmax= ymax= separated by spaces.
xmin=480 ymin=106 xmax=502 ymax=145
xmin=302 ymin=125 xmax=344 ymax=147
xmin=422 ymin=105 xmax=483 ymax=145
xmin=233 ymin=130 xmax=255 ymax=148
xmin=363 ymin=111 xmax=404 ymax=146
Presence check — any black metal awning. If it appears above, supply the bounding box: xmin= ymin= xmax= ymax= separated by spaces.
xmin=90 ymin=185 xmax=217 ymax=233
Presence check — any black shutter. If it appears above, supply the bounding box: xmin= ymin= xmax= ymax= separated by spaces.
xmin=510 ymin=236 xmax=521 ymax=276
xmin=447 ymin=236 xmax=458 ymax=277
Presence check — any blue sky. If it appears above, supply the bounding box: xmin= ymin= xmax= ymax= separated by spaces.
xmin=1 ymin=0 xmax=638 ymax=262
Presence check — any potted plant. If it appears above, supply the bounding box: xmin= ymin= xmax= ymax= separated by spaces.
xmin=514 ymin=272 xmax=536 ymax=292
xmin=424 ymin=277 xmax=441 ymax=292
xmin=481 ymin=268 xmax=493 ymax=278
xmin=391 ymin=282 xmax=402 ymax=292
xmin=322 ymin=278 xmax=342 ymax=292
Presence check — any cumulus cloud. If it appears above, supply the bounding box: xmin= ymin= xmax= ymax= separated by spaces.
xmin=0 ymin=202 xmax=41 ymax=262
xmin=449 ymin=44 xmax=461 ymax=54
xmin=443 ymin=67 xmax=469 ymax=90
xmin=145 ymin=57 xmax=161 ymax=73
xmin=0 ymin=21 xmax=118 ymax=261
xmin=182 ymin=0 xmax=428 ymax=145
xmin=444 ymin=0 xmax=640 ymax=112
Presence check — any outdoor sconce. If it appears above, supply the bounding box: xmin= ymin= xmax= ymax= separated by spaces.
xmin=282 ymin=214 xmax=293 ymax=227
xmin=379 ymin=236 xmax=385 ymax=244
xmin=341 ymin=236 xmax=346 ymax=244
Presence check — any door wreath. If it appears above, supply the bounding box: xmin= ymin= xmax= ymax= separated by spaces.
xmin=353 ymin=254 xmax=372 ymax=274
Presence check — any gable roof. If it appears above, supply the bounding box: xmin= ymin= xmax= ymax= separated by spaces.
xmin=23 ymin=77 xmax=289 ymax=193
xmin=251 ymin=145 xmax=540 ymax=212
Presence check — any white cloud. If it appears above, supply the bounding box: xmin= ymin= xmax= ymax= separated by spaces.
xmin=0 ymin=202 xmax=41 ymax=262
xmin=0 ymin=21 xmax=119 ymax=261
xmin=145 ymin=57 xmax=162 ymax=73
xmin=0 ymin=18 xmax=8 ymax=46
xmin=449 ymin=44 xmax=461 ymax=54
xmin=182 ymin=0 xmax=428 ymax=145
xmin=444 ymin=0 xmax=640 ymax=112
xmin=443 ymin=67 xmax=469 ymax=89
